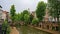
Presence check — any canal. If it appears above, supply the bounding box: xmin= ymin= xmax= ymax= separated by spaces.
xmin=18 ymin=26 xmax=51 ymax=34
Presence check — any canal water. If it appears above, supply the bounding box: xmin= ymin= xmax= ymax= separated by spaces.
xmin=18 ymin=26 xmax=51 ymax=34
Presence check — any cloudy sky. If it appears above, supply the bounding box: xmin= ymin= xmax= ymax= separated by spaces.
xmin=0 ymin=0 xmax=47 ymax=13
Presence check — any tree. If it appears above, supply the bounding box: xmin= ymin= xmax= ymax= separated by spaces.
xmin=10 ymin=5 xmax=16 ymax=26
xmin=2 ymin=20 xmax=8 ymax=31
xmin=36 ymin=1 xmax=46 ymax=21
xmin=19 ymin=13 xmax=24 ymax=21
xmin=48 ymin=0 xmax=60 ymax=31
xmin=32 ymin=18 xmax=39 ymax=25
xmin=2 ymin=20 xmax=10 ymax=34
xmin=21 ymin=10 xmax=30 ymax=21
xmin=23 ymin=10 xmax=29 ymax=15
xmin=48 ymin=0 xmax=60 ymax=23
xmin=14 ymin=13 xmax=19 ymax=22
xmin=48 ymin=0 xmax=60 ymax=22
xmin=24 ymin=14 xmax=30 ymax=25
xmin=29 ymin=14 xmax=34 ymax=23
xmin=14 ymin=13 xmax=21 ymax=27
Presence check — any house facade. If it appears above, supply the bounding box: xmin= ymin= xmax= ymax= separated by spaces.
xmin=0 ymin=7 xmax=9 ymax=21
xmin=0 ymin=8 xmax=3 ymax=20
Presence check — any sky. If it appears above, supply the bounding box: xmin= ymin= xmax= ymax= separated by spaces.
xmin=0 ymin=0 xmax=47 ymax=13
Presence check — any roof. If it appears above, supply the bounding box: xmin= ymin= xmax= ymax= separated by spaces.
xmin=2 ymin=11 xmax=9 ymax=14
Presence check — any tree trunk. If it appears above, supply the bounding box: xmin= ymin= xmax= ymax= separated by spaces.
xmin=11 ymin=21 xmax=14 ymax=29
xmin=57 ymin=15 xmax=60 ymax=32
xmin=57 ymin=18 xmax=59 ymax=23
xmin=54 ymin=17 xmax=57 ymax=23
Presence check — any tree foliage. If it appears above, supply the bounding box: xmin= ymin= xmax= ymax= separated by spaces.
xmin=23 ymin=10 xmax=29 ymax=15
xmin=48 ymin=0 xmax=60 ymax=31
xmin=2 ymin=20 xmax=11 ymax=34
xmin=29 ymin=14 xmax=34 ymax=23
xmin=24 ymin=14 xmax=30 ymax=24
xmin=32 ymin=18 xmax=39 ymax=25
xmin=15 ymin=13 xmax=20 ymax=22
xmin=21 ymin=10 xmax=30 ymax=21
xmin=10 ymin=5 xmax=16 ymax=23
xmin=48 ymin=0 xmax=60 ymax=22
xmin=2 ymin=20 xmax=8 ymax=30
xmin=36 ymin=1 xmax=46 ymax=21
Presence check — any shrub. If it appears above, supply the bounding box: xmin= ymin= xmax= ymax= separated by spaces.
xmin=32 ymin=18 xmax=39 ymax=25
xmin=6 ymin=25 xmax=11 ymax=34
xmin=2 ymin=20 xmax=8 ymax=30
xmin=2 ymin=20 xmax=11 ymax=34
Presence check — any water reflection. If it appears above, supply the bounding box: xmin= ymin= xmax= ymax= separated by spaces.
xmin=18 ymin=26 xmax=51 ymax=34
